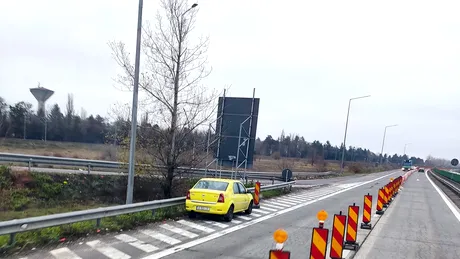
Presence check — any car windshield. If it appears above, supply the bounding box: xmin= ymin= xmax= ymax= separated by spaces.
xmin=193 ymin=180 xmax=229 ymax=191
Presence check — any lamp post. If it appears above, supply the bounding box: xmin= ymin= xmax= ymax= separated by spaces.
xmin=125 ymin=1 xmax=198 ymax=204
xmin=379 ymin=124 xmax=398 ymax=164
xmin=340 ymin=95 xmax=371 ymax=172
xmin=403 ymin=143 xmax=411 ymax=156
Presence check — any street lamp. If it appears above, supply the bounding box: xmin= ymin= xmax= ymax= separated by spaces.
xmin=379 ymin=124 xmax=398 ymax=164
xmin=125 ymin=1 xmax=199 ymax=204
xmin=340 ymin=95 xmax=371 ymax=172
xmin=403 ymin=143 xmax=412 ymax=156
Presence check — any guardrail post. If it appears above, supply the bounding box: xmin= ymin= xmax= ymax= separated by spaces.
xmin=271 ymin=176 xmax=275 ymax=185
xmin=28 ymin=159 xmax=32 ymax=171
xmin=96 ymin=218 xmax=101 ymax=227
xmin=151 ymin=209 xmax=156 ymax=217
xmin=87 ymin=164 xmax=91 ymax=174
xmin=8 ymin=233 xmax=15 ymax=246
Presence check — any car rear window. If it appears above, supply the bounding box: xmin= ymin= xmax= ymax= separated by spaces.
xmin=193 ymin=180 xmax=229 ymax=191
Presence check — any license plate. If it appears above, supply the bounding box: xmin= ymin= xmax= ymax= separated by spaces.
xmin=196 ymin=206 xmax=210 ymax=211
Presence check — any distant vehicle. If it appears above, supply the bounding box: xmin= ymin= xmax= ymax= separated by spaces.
xmin=185 ymin=178 xmax=253 ymax=222
xmin=402 ymin=159 xmax=412 ymax=171
xmin=418 ymin=168 xmax=425 ymax=173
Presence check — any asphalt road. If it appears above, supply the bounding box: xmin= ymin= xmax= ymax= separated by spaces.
xmin=354 ymin=171 xmax=460 ymax=259
xmin=7 ymin=170 xmax=401 ymax=259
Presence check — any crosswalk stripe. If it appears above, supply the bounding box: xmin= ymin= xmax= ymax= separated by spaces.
xmin=114 ymin=234 xmax=158 ymax=253
xmin=140 ymin=230 xmax=181 ymax=245
xmin=177 ymin=220 xmax=215 ymax=233
xmin=50 ymin=247 xmax=82 ymax=259
xmin=160 ymin=224 xmax=199 ymax=238
xmin=86 ymin=240 xmax=130 ymax=259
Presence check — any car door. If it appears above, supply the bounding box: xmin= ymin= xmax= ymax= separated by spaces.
xmin=232 ymin=182 xmax=243 ymax=211
xmin=237 ymin=182 xmax=250 ymax=210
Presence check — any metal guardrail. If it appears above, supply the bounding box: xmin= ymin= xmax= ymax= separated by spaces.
xmin=0 ymin=181 xmax=295 ymax=240
xmin=429 ymin=170 xmax=460 ymax=195
xmin=0 ymin=152 xmax=329 ymax=181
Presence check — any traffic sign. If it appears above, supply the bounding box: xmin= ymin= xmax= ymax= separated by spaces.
xmin=451 ymin=158 xmax=459 ymax=166
xmin=281 ymin=169 xmax=292 ymax=180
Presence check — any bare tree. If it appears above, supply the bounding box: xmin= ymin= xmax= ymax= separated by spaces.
xmin=109 ymin=0 xmax=218 ymax=197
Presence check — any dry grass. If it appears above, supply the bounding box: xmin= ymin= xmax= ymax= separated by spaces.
xmin=0 ymin=138 xmax=346 ymax=173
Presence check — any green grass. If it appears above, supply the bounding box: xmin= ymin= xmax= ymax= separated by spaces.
xmin=0 ymin=187 xmax=290 ymax=254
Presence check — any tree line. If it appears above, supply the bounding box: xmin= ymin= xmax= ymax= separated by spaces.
xmin=0 ymin=95 xmax=424 ymax=166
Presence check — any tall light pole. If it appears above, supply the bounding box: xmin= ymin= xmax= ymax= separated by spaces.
xmin=403 ymin=143 xmax=411 ymax=156
xmin=125 ymin=1 xmax=199 ymax=204
xmin=379 ymin=124 xmax=398 ymax=164
xmin=340 ymin=95 xmax=371 ymax=172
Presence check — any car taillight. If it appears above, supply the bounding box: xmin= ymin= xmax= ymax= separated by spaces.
xmin=186 ymin=191 xmax=190 ymax=200
xmin=217 ymin=193 xmax=225 ymax=203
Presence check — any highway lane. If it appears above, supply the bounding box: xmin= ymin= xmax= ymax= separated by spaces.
xmin=150 ymin=170 xmax=403 ymax=259
xmin=354 ymin=171 xmax=460 ymax=259
xmin=7 ymin=170 xmax=400 ymax=259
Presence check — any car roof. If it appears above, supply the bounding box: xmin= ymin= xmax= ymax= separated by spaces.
xmin=198 ymin=178 xmax=240 ymax=183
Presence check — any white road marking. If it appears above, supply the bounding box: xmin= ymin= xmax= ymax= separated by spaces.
xmin=115 ymin=234 xmax=158 ymax=253
xmin=141 ymin=171 xmax=398 ymax=259
xmin=177 ymin=220 xmax=215 ymax=233
xmin=160 ymin=224 xmax=199 ymax=238
xmin=263 ymin=202 xmax=289 ymax=209
xmin=250 ymin=212 xmax=262 ymax=217
xmin=86 ymin=240 xmax=130 ymax=259
xmin=204 ymin=221 xmax=229 ymax=228
xmin=257 ymin=205 xmax=278 ymax=211
xmin=425 ymin=171 xmax=460 ymax=222
xmin=230 ymin=219 xmax=242 ymax=224
xmin=253 ymin=208 xmax=270 ymax=214
xmin=266 ymin=200 xmax=293 ymax=207
xmin=140 ymin=230 xmax=181 ymax=245
xmin=272 ymin=199 xmax=297 ymax=205
xmin=50 ymin=247 xmax=82 ymax=259
xmin=236 ymin=215 xmax=252 ymax=221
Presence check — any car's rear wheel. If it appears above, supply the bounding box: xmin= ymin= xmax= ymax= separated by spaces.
xmin=245 ymin=201 xmax=253 ymax=215
xmin=188 ymin=211 xmax=197 ymax=219
xmin=223 ymin=205 xmax=234 ymax=222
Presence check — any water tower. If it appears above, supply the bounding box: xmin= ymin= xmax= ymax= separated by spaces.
xmin=30 ymin=83 xmax=54 ymax=116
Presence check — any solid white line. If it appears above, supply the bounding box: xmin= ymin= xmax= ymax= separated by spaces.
xmin=142 ymin=171 xmax=398 ymax=259
xmin=237 ymin=215 xmax=252 ymax=221
xmin=177 ymin=220 xmax=215 ymax=233
xmin=140 ymin=230 xmax=181 ymax=245
xmin=204 ymin=221 xmax=229 ymax=228
xmin=86 ymin=240 xmax=130 ymax=259
xmin=425 ymin=171 xmax=460 ymax=222
xmin=160 ymin=224 xmax=199 ymax=238
xmin=115 ymin=234 xmax=158 ymax=253
xmin=50 ymin=247 xmax=82 ymax=259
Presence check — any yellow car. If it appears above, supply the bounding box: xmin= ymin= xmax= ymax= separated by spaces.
xmin=185 ymin=178 xmax=254 ymax=222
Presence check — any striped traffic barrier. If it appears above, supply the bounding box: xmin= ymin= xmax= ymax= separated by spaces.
xmin=309 ymin=210 xmax=329 ymax=259
xmin=269 ymin=229 xmax=290 ymax=259
xmin=375 ymin=188 xmax=385 ymax=215
xmin=329 ymin=211 xmax=346 ymax=259
xmin=254 ymin=181 xmax=261 ymax=209
xmin=383 ymin=184 xmax=390 ymax=207
xmin=360 ymin=193 xmax=372 ymax=229
xmin=344 ymin=203 xmax=360 ymax=251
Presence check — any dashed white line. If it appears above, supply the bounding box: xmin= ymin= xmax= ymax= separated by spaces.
xmin=177 ymin=220 xmax=215 ymax=233
xmin=160 ymin=224 xmax=199 ymax=238
xmin=140 ymin=230 xmax=182 ymax=245
xmin=115 ymin=234 xmax=158 ymax=253
xmin=49 ymin=247 xmax=82 ymax=259
xmin=86 ymin=240 xmax=130 ymax=259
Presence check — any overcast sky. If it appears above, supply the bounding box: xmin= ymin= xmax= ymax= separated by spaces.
xmin=1 ymin=0 xmax=459 ymax=160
